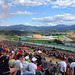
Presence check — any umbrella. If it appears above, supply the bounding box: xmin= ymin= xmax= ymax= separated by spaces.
xmin=22 ymin=47 xmax=29 ymax=49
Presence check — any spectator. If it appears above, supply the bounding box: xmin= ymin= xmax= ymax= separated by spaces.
xmin=36 ymin=51 xmax=42 ymax=66
xmin=59 ymin=59 xmax=68 ymax=75
xmin=66 ymin=64 xmax=70 ymax=75
xmin=70 ymin=61 xmax=75 ymax=75
xmin=9 ymin=59 xmax=15 ymax=68
xmin=22 ymin=56 xmax=29 ymax=70
xmin=29 ymin=57 xmax=38 ymax=75
xmin=42 ymin=57 xmax=46 ymax=61
xmin=14 ymin=54 xmax=34 ymax=75
xmin=51 ymin=64 xmax=57 ymax=75
xmin=0 ymin=48 xmax=17 ymax=75
xmin=37 ymin=62 xmax=43 ymax=75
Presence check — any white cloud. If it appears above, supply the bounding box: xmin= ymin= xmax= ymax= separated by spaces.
xmin=11 ymin=0 xmax=75 ymax=8
xmin=0 ymin=0 xmax=11 ymax=14
xmin=0 ymin=0 xmax=4 ymax=5
xmin=12 ymin=0 xmax=51 ymax=7
xmin=47 ymin=23 xmax=57 ymax=26
xmin=32 ymin=14 xmax=75 ymax=23
xmin=0 ymin=23 xmax=32 ymax=26
xmin=23 ymin=23 xmax=32 ymax=26
xmin=0 ymin=11 xmax=34 ymax=24
xmin=0 ymin=0 xmax=75 ymax=10
xmin=0 ymin=0 xmax=75 ymax=12
xmin=0 ymin=15 xmax=8 ymax=19
xmin=0 ymin=15 xmax=8 ymax=24
xmin=51 ymin=0 xmax=75 ymax=8
xmin=7 ymin=11 xmax=34 ymax=15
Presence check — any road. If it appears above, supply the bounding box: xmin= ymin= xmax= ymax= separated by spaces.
xmin=23 ymin=42 xmax=75 ymax=51
xmin=4 ymin=39 xmax=75 ymax=52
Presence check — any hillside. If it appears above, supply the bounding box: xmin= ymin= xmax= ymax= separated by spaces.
xmin=0 ymin=24 xmax=75 ymax=32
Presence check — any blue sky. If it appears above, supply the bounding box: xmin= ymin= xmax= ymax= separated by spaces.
xmin=0 ymin=0 xmax=75 ymax=26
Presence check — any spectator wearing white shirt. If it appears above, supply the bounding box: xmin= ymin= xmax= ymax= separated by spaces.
xmin=70 ymin=62 xmax=75 ymax=75
xmin=59 ymin=59 xmax=68 ymax=75
xmin=14 ymin=54 xmax=34 ymax=75
xmin=29 ymin=57 xmax=38 ymax=75
xmin=22 ymin=56 xmax=29 ymax=70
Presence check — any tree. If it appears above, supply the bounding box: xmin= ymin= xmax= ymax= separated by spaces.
xmin=53 ymin=39 xmax=64 ymax=45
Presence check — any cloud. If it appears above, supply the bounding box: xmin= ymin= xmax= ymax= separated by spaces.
xmin=47 ymin=23 xmax=57 ymax=26
xmin=32 ymin=14 xmax=75 ymax=23
xmin=51 ymin=0 xmax=75 ymax=8
xmin=11 ymin=0 xmax=75 ymax=8
xmin=0 ymin=0 xmax=75 ymax=12
xmin=0 ymin=15 xmax=8 ymax=24
xmin=12 ymin=0 xmax=51 ymax=7
xmin=23 ymin=23 xmax=32 ymax=26
xmin=0 ymin=0 xmax=11 ymax=14
xmin=32 ymin=14 xmax=75 ymax=26
xmin=0 ymin=0 xmax=4 ymax=5
xmin=0 ymin=0 xmax=75 ymax=10
xmin=0 ymin=15 xmax=6 ymax=19
xmin=6 ymin=11 xmax=35 ymax=15
xmin=1 ymin=23 xmax=32 ymax=26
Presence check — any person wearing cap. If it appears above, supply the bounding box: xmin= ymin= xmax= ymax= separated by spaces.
xmin=29 ymin=57 xmax=38 ymax=75
xmin=22 ymin=56 xmax=29 ymax=70
xmin=8 ymin=51 xmax=15 ymax=68
xmin=20 ymin=50 xmax=23 ymax=53
xmin=42 ymin=57 xmax=46 ymax=61
xmin=36 ymin=51 xmax=42 ymax=66
xmin=14 ymin=54 xmax=34 ymax=75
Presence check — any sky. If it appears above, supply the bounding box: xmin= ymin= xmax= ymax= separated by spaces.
xmin=0 ymin=0 xmax=75 ymax=26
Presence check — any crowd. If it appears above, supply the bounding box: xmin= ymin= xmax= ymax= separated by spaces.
xmin=0 ymin=41 xmax=75 ymax=75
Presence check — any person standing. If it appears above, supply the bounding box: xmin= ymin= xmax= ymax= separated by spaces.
xmin=70 ymin=61 xmax=75 ymax=75
xmin=36 ymin=51 xmax=42 ymax=66
xmin=59 ymin=59 xmax=68 ymax=75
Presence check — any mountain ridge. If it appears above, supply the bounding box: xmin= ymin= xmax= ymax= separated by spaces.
xmin=0 ymin=24 xmax=75 ymax=32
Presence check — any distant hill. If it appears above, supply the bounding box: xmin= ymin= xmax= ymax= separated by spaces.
xmin=0 ymin=24 xmax=75 ymax=32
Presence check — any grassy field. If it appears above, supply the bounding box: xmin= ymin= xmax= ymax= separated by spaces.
xmin=5 ymin=36 xmax=19 ymax=40
xmin=71 ymin=41 xmax=75 ymax=44
xmin=0 ymin=34 xmax=74 ymax=48
xmin=0 ymin=35 xmax=5 ymax=41
xmin=24 ymin=39 xmax=75 ymax=48
xmin=58 ymin=35 xmax=66 ymax=40
xmin=0 ymin=35 xmax=19 ymax=40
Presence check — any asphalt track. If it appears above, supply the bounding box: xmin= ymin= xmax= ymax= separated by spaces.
xmin=23 ymin=42 xmax=75 ymax=52
xmin=5 ymin=39 xmax=75 ymax=52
